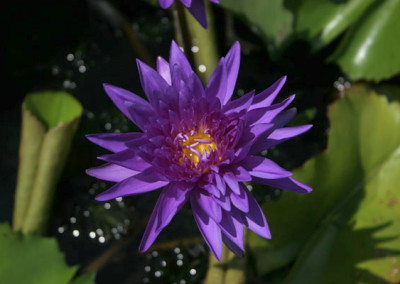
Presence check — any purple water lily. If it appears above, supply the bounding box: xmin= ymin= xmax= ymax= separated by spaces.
xmin=87 ymin=41 xmax=312 ymax=260
xmin=158 ymin=0 xmax=219 ymax=28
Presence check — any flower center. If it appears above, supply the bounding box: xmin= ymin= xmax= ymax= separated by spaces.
xmin=178 ymin=129 xmax=218 ymax=166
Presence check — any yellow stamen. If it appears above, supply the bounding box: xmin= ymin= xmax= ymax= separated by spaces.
xmin=179 ymin=130 xmax=217 ymax=166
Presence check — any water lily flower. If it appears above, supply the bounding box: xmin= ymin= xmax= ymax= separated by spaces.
xmin=87 ymin=41 xmax=312 ymax=260
xmin=158 ymin=0 xmax=219 ymax=28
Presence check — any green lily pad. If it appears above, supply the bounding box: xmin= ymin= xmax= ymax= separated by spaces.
xmin=220 ymin=0 xmax=293 ymax=55
xmin=24 ymin=91 xmax=83 ymax=128
xmin=0 ymin=223 xmax=77 ymax=284
xmin=249 ymin=85 xmax=400 ymax=283
xmin=292 ymin=0 xmax=374 ymax=49
xmin=330 ymin=0 xmax=400 ymax=81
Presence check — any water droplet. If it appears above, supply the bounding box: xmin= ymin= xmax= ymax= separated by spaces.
xmin=154 ymin=270 xmax=162 ymax=277
xmin=79 ymin=65 xmax=87 ymax=73
xmin=177 ymin=253 xmax=183 ymax=260
xmin=152 ymin=251 xmax=159 ymax=257
xmin=177 ymin=260 xmax=183 ymax=266
xmin=70 ymin=217 xmax=77 ymax=224
xmin=174 ymin=247 xmax=181 ymax=254
xmin=73 ymin=230 xmax=80 ymax=237
xmin=104 ymin=203 xmax=111 ymax=209
xmin=198 ymin=65 xmax=206 ymax=73
xmin=191 ymin=46 xmax=199 ymax=53
xmin=58 ymin=226 xmax=65 ymax=234
xmin=99 ymin=236 xmax=106 ymax=243
xmin=66 ymin=53 xmax=75 ymax=61
xmin=89 ymin=231 xmax=96 ymax=239
xmin=189 ymin=268 xmax=196 ymax=276
xmin=144 ymin=266 xmax=151 ymax=272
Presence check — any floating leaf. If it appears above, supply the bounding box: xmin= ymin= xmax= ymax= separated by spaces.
xmin=292 ymin=0 xmax=374 ymax=49
xmin=331 ymin=0 xmax=400 ymax=81
xmin=250 ymin=85 xmax=400 ymax=283
xmin=0 ymin=223 xmax=77 ymax=284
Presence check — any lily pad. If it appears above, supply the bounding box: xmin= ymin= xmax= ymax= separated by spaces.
xmin=0 ymin=223 xmax=77 ymax=284
xmin=249 ymin=85 xmax=400 ymax=283
xmin=330 ymin=0 xmax=400 ymax=81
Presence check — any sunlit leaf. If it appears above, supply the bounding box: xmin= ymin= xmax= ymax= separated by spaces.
xmin=250 ymin=85 xmax=400 ymax=283
xmin=331 ymin=0 xmax=400 ymax=81
xmin=291 ymin=0 xmax=374 ymax=49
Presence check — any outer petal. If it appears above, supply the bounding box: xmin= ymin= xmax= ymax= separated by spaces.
xmin=137 ymin=59 xmax=171 ymax=105
xmin=98 ymin=149 xmax=152 ymax=171
xmin=159 ymin=0 xmax=174 ymax=9
xmin=180 ymin=0 xmax=192 ymax=7
xmin=205 ymin=58 xmax=227 ymax=104
xmin=95 ymin=169 xmax=169 ymax=201
xmin=188 ymin=0 xmax=207 ymax=28
xmin=86 ymin=163 xmax=138 ymax=182
xmin=247 ymin=95 xmax=295 ymax=126
xmin=223 ymin=90 xmax=254 ymax=115
xmin=230 ymin=183 xmax=249 ymax=213
xmin=139 ymin=182 xmax=193 ymax=252
xmin=196 ymin=190 xmax=222 ymax=223
xmin=170 ymin=40 xmax=193 ymax=75
xmin=222 ymin=41 xmax=241 ymax=104
xmin=252 ymin=176 xmax=312 ymax=193
xmin=249 ymin=76 xmax=287 ymax=110
xmin=86 ymin=132 xmax=142 ymax=153
xmin=103 ymin=83 xmax=151 ymax=126
xmin=191 ymin=194 xmax=223 ymax=260
xmin=261 ymin=125 xmax=313 ymax=149
xmin=241 ymin=186 xmax=271 ymax=239
xmin=218 ymin=208 xmax=244 ymax=252
xmin=157 ymin=56 xmax=172 ymax=85
xmin=240 ymin=156 xmax=292 ymax=179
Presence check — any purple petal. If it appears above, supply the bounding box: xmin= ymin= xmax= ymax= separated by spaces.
xmin=229 ymin=165 xmax=252 ymax=182
xmin=249 ymin=76 xmax=287 ymax=110
xmin=223 ymin=172 xmax=240 ymax=195
xmin=103 ymin=83 xmax=151 ymax=125
xmin=247 ymin=95 xmax=295 ymax=126
xmin=214 ymin=173 xmax=226 ymax=195
xmin=157 ymin=56 xmax=171 ymax=85
xmin=95 ymin=170 xmax=169 ymax=201
xmin=86 ymin=163 xmax=138 ymax=182
xmin=262 ymin=125 xmax=313 ymax=149
xmin=191 ymin=194 xmax=223 ymax=260
xmin=139 ymin=182 xmax=192 ymax=252
xmin=180 ymin=0 xmax=192 ymax=7
xmin=170 ymin=40 xmax=193 ymax=75
xmin=212 ymin=193 xmax=231 ymax=211
xmin=252 ymin=176 xmax=312 ymax=193
xmin=222 ymin=234 xmax=244 ymax=258
xmin=137 ymin=59 xmax=171 ymax=105
xmin=234 ymin=123 xmax=274 ymax=162
xmin=240 ymin=156 xmax=292 ymax=179
xmin=159 ymin=0 xmax=174 ymax=9
xmin=206 ymin=58 xmax=227 ymax=103
xmin=222 ymin=41 xmax=241 ymax=104
xmin=98 ymin=149 xmax=152 ymax=171
xmin=241 ymin=187 xmax=271 ymax=239
xmin=223 ymin=90 xmax=254 ymax=115
xmin=188 ymin=0 xmax=207 ymax=28
xmin=86 ymin=132 xmax=142 ymax=153
xmin=230 ymin=183 xmax=249 ymax=213
xmin=196 ymin=190 xmax=222 ymax=222
xmin=218 ymin=208 xmax=244 ymax=251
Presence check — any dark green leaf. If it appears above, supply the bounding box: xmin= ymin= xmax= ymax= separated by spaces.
xmin=249 ymin=85 xmax=400 ymax=283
